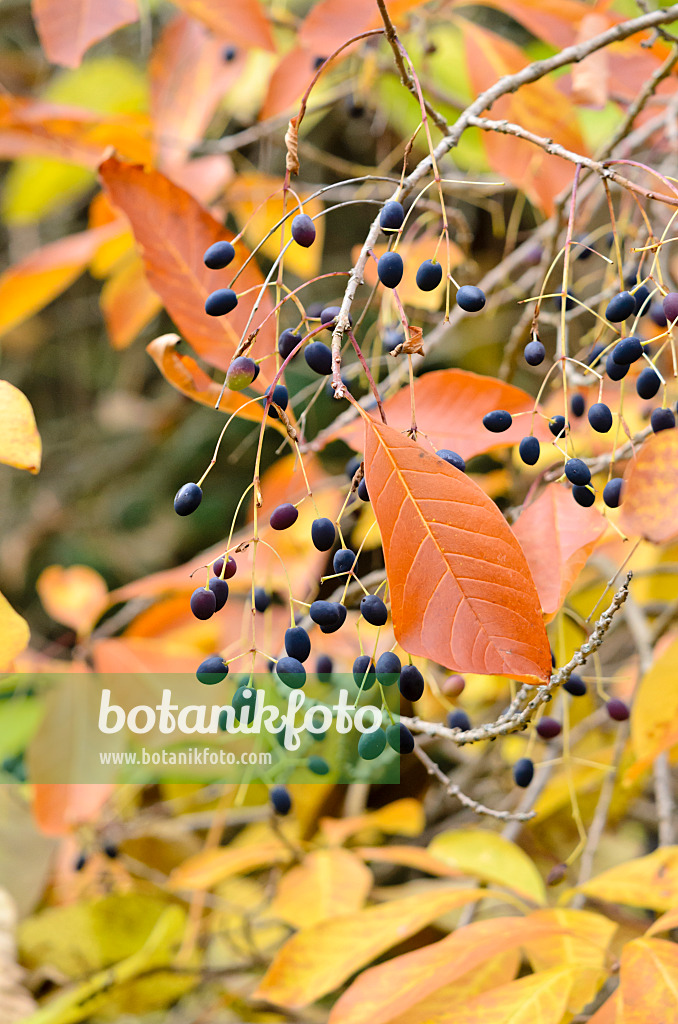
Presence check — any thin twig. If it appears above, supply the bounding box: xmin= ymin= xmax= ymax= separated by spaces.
xmin=414 ymin=743 xmax=536 ymax=821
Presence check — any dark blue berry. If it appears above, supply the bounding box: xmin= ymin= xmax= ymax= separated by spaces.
xmin=650 ymin=302 xmax=667 ymax=327
xmin=377 ymin=252 xmax=404 ymax=289
xmin=320 ymin=603 xmax=346 ymax=634
xmin=74 ymin=852 xmax=87 ymax=871
xmin=605 ymin=291 xmax=635 ymax=322
xmin=564 ymin=459 xmax=591 ymax=486
xmin=305 ymin=341 xmax=332 ymax=375
xmin=605 ymin=353 xmax=629 ymax=381
xmin=483 ymin=409 xmax=512 ymax=432
xmin=572 ymin=484 xmax=595 ymax=507
xmin=446 ymin=709 xmax=471 ymax=731
xmin=205 ymin=288 xmax=238 ymax=316
xmin=571 ymin=394 xmax=585 ymax=418
xmin=270 ymin=503 xmax=298 ymax=530
xmin=603 ymin=478 xmax=623 ymax=508
xmin=564 ymin=674 xmax=586 ymax=696
xmin=203 ymin=240 xmax=235 ymax=269
xmin=415 ymin=259 xmax=443 ymax=291
xmin=222 ymin=45 xmax=237 ymax=61
xmin=613 ymin=336 xmax=643 ymax=365
xmin=333 ymin=548 xmax=356 ymax=573
xmin=174 ymin=482 xmax=202 ymax=516
xmin=513 ymin=757 xmax=534 ymax=787
xmin=651 ymin=407 xmax=675 ymax=432
xmin=585 ymin=343 xmax=605 ymax=368
xmin=588 ymin=403 xmax=613 ymax=433
xmin=278 ymin=329 xmax=302 ymax=360
xmin=254 ymin=587 xmax=270 ymax=613
xmin=360 ymin=594 xmax=388 ymax=626
xmin=311 ymin=517 xmax=335 ymax=551
xmin=190 ymin=587 xmax=217 ymax=620
xmin=345 ymin=455 xmax=362 ymax=480
xmin=310 ymin=601 xmax=341 ymax=627
xmin=549 ymin=415 xmax=567 ymax=438
xmin=456 ymin=285 xmax=485 ymax=312
xmin=358 ymin=728 xmax=386 ymax=759
xmin=379 ymin=201 xmax=404 ymax=232
xmin=291 ymin=213 xmax=316 ymax=247
xmin=197 ymin=655 xmax=229 ymax=685
xmin=376 ymin=651 xmax=401 ymax=685
xmin=399 ymin=664 xmax=424 ymax=702
xmin=316 ymin=654 xmax=333 ymax=681
xmin=358 ymin=478 xmax=369 ymax=501
xmin=386 ymin=722 xmax=414 ymax=754
xmin=320 ymin=305 xmax=353 ymax=330
xmin=271 ymin=786 xmax=292 ymax=815
xmin=275 ymin=656 xmax=306 ymax=689
xmin=383 ymin=324 xmax=404 ymax=352
xmin=436 ymin=449 xmax=465 ymax=471
xmin=265 ymin=384 xmax=288 ymax=419
xmin=554 ymin=290 xmax=576 ymax=311
xmin=208 ymin=576 xmax=229 ymax=610
xmin=636 ymin=367 xmax=661 ymax=400
xmin=519 ymin=436 xmax=540 ymax=466
xmin=633 ymin=285 xmax=651 ymax=316
xmin=524 ymin=340 xmax=546 ymax=366
xmin=284 ymin=626 xmax=311 ymax=663
xmin=353 ymin=655 xmax=376 ymax=689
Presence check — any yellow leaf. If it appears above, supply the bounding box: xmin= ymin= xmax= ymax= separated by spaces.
xmin=575 ymin=847 xmax=678 ymax=912
xmin=627 ymin=636 xmax=678 ymax=781
xmin=428 ymin=829 xmax=546 ymax=905
xmin=254 ymin=887 xmax=492 ymax=1009
xmin=0 ymin=590 xmax=30 ymax=669
xmin=36 ymin=565 xmax=108 ymax=636
xmin=168 ymin=842 xmax=293 ymax=892
xmin=0 ymin=381 xmax=41 ymax=473
xmin=271 ymin=849 xmax=372 ymax=928
xmin=320 ymin=798 xmax=425 ymax=845
xmin=619 ymin=937 xmax=678 ymax=1024
xmin=442 ymin=968 xmax=575 ymax=1024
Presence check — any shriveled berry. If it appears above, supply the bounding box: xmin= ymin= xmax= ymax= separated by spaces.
xmin=278 ymin=329 xmax=302 ymax=360
xmin=213 ymin=555 xmax=237 ymax=579
xmin=305 ymin=341 xmax=332 ymax=375
xmin=265 ymin=384 xmax=288 ymax=419
xmin=203 ymin=240 xmax=235 ymax=269
xmin=603 ymin=478 xmax=623 ymax=508
xmin=636 ymin=367 xmax=661 ymax=400
xmin=254 ymin=587 xmax=270 ymax=612
xmin=613 ymin=336 xmax=643 ymax=365
xmin=524 ymin=340 xmax=546 ymax=365
xmin=376 ymin=651 xmax=401 ymax=685
xmin=483 ymin=409 xmax=512 ymax=432
xmin=416 ymin=259 xmax=443 ymax=291
xmin=399 ymin=664 xmax=424 ymax=702
xmin=572 ymin=484 xmax=595 ymax=507
xmin=358 ymin=728 xmax=386 ymax=760
xmin=549 ymin=415 xmax=567 ymax=438
xmin=386 ymin=722 xmax=414 ymax=754
xmin=605 ymin=291 xmax=635 ymax=322
xmin=662 ymin=291 xmax=678 ymax=322
xmin=227 ymin=356 xmax=258 ymax=390
xmin=607 ymin=698 xmax=629 ymax=721
xmin=564 ymin=459 xmax=591 ymax=486
xmin=320 ymin=603 xmax=346 ymax=634
xmin=571 ymin=393 xmax=585 ymax=418
xmin=588 ymin=402 xmax=613 ymax=433
xmin=205 ymin=288 xmax=238 ymax=316
xmin=174 ymin=482 xmax=202 ymax=516
xmin=196 ymin=655 xmax=229 ymax=684
xmin=310 ymin=601 xmax=341 ymax=627
xmin=379 ymin=201 xmax=404 ymax=232
xmin=513 ymin=757 xmax=534 ymax=788
xmin=190 ymin=587 xmax=217 ymax=620
xmin=316 ymin=654 xmax=333 ymax=681
xmin=208 ymin=576 xmax=229 ymax=611
xmin=519 ymin=436 xmax=540 ymax=466
xmin=446 ymin=709 xmax=471 ymax=731
xmin=291 ymin=213 xmax=316 ymax=247
xmin=651 ymin=407 xmax=675 ymax=432
xmin=377 ymin=252 xmax=404 ymax=289
xmin=311 ymin=517 xmax=335 ymax=551
xmin=270 ymin=503 xmax=299 ymax=530
xmin=271 ymin=786 xmax=292 ymax=815
xmin=605 ymin=353 xmax=629 ymax=381
xmin=456 ymin=285 xmax=485 ymax=312
xmin=360 ymin=594 xmax=388 ymax=626
xmin=353 ymin=655 xmax=376 ymax=689
xmin=285 ymin=626 xmax=311 ymax=663
xmin=308 ymin=755 xmax=330 ymax=775
xmin=564 ymin=673 xmax=587 ymax=696
xmin=276 ymin=656 xmax=306 ymax=689
xmin=320 ymin=305 xmax=353 ymax=330
xmin=358 ymin=478 xmax=369 ymax=501
xmin=333 ymin=548 xmax=356 ymax=573
xmin=536 ymin=717 xmax=561 ymax=739
xmin=436 ymin=449 xmax=465 ymax=471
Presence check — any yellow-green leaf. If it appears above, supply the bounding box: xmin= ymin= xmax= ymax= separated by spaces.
xmin=428 ymin=829 xmax=546 ymax=905
xmin=0 ymin=381 xmax=41 ymax=473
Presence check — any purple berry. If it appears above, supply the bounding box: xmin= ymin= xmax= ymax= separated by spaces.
xmin=226 ymin=356 xmax=258 ymax=391
xmin=190 ymin=587 xmax=217 ymax=620
xmin=607 ymin=698 xmax=629 ymax=721
xmin=291 ymin=213 xmax=316 ymax=247
xmin=270 ymin=503 xmax=299 ymax=530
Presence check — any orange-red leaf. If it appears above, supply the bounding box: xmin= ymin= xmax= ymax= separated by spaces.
xmin=512 ymin=483 xmax=607 ymax=620
xmin=0 ymin=381 xmax=42 ymax=474
xmin=619 ymin=430 xmax=678 ymax=543
xmin=99 ymin=156 xmax=275 ymax=377
xmin=332 ymin=369 xmax=550 ymax=460
xmin=31 ymin=783 xmax=113 ymax=836
xmin=472 ymin=0 xmax=589 ymax=49
xmin=363 ymin=418 xmax=551 ymax=682
xmin=32 ymin=0 xmax=139 ymax=69
xmin=172 ymin=0 xmax=275 ymax=52
xmin=619 ymin=938 xmax=678 ymax=1023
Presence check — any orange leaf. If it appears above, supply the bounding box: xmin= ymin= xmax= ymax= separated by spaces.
xmin=169 ymin=842 xmax=293 ymax=891
xmin=619 ymin=938 xmax=678 ymax=1023
xmin=331 ymin=370 xmax=550 ymax=460
xmin=0 ymin=225 xmax=117 ymax=340
xmin=101 ymin=253 xmax=162 ymax=349
xmin=271 ymin=850 xmax=373 ymax=928
xmin=0 ymin=380 xmax=41 ymax=473
xmin=31 ymin=783 xmax=114 ymax=836
xmin=172 ymin=0 xmax=275 ymax=52
xmin=572 ymin=14 xmax=610 ymax=108
xmin=619 ymin=430 xmax=678 ymax=543
xmin=586 ymin=991 xmax=620 ymax=1024
xmin=354 ymin=846 xmax=465 ymax=878
xmin=254 ymin=887 xmax=492 ymax=1009
xmin=32 ymin=0 xmax=139 ymax=68
xmin=0 ymin=589 xmax=31 ymax=669
xmin=300 ymin=0 xmax=433 ymax=52
xmin=320 ymin=799 xmax=425 ymax=846
xmin=471 ymin=0 xmax=590 ymax=49
xmin=512 ymin=483 xmax=607 ymax=620
xmin=36 ymin=564 xmax=108 ymax=636
xmin=363 ymin=417 xmax=551 ymax=682
xmin=575 ymin=848 xmax=678 ymax=912
xmin=99 ymin=156 xmax=275 ymax=377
